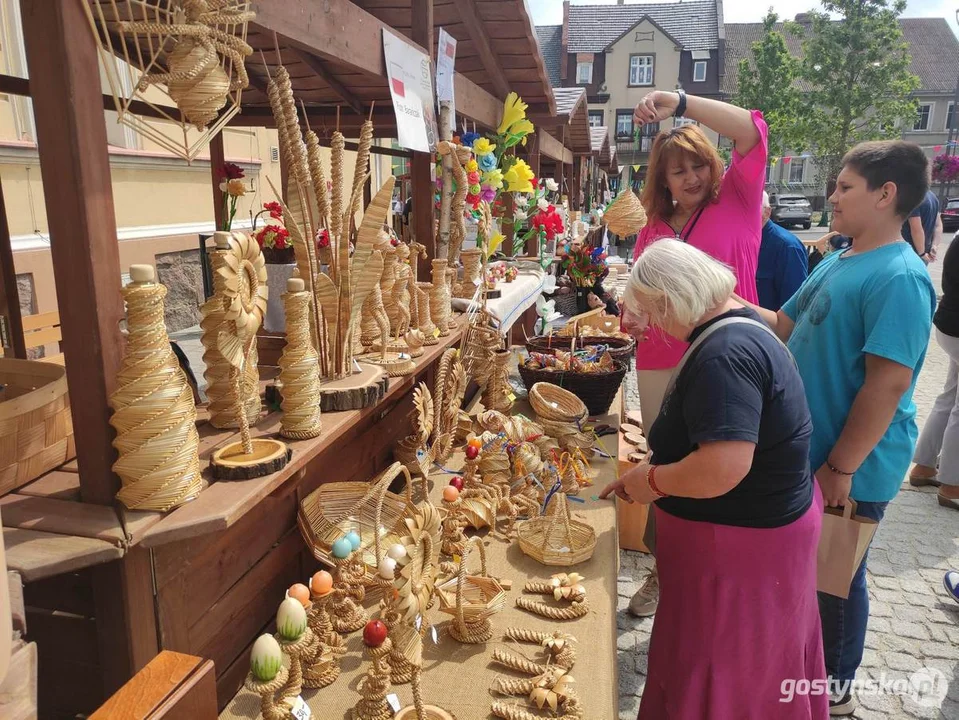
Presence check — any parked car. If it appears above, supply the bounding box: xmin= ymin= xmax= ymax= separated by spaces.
xmin=941 ymin=198 xmax=959 ymax=233
xmin=770 ymin=194 xmax=812 ymax=230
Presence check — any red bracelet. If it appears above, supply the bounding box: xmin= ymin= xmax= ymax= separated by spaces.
xmin=646 ymin=464 xmax=667 ymax=499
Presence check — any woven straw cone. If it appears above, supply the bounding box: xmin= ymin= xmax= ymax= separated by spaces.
xmin=202 ymin=241 xmax=260 ymax=429
xmin=416 ymin=284 xmax=438 ymax=344
xmin=352 ymin=638 xmax=394 ymax=720
xmin=454 ymin=248 xmax=483 ymax=298
xmin=528 ymin=383 xmax=587 ymax=424
xmin=110 ymin=275 xmax=201 ymax=512
xmin=603 ymin=190 xmax=647 ymax=237
xmin=482 ymin=350 xmax=513 ymax=414
xmin=244 ymin=665 xmax=290 ymax=720
xmin=429 ymin=259 xmax=452 ymax=336
xmin=279 ymin=284 xmax=322 ymax=439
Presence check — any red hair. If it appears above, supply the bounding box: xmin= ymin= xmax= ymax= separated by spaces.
xmin=640 ymin=125 xmax=724 ymax=223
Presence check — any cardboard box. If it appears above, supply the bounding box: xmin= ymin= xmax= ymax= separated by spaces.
xmin=617 ymin=432 xmax=650 ymax=553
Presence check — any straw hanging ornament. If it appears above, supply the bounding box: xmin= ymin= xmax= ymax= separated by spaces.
xmin=110 ymin=265 xmax=202 ymax=512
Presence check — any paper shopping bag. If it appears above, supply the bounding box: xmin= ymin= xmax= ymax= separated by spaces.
xmin=817 ymin=500 xmax=879 ymax=599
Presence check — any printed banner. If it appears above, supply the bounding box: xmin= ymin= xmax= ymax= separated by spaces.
xmin=383 ymin=29 xmax=438 ymax=152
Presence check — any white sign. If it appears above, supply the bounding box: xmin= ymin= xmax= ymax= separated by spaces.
xmin=291 ymin=696 xmax=311 ymax=720
xmin=383 ymin=29 xmax=438 ymax=153
xmin=436 ymin=28 xmax=457 ymax=120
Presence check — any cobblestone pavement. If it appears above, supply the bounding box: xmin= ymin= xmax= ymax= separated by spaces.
xmin=617 ymin=242 xmax=959 ymax=719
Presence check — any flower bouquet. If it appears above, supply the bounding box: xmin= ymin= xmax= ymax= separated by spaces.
xmin=218 ymin=162 xmax=249 ymax=231
xmin=252 ymin=202 xmax=294 ymax=264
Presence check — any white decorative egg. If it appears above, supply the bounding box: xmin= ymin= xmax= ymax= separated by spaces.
xmin=387 ymin=543 xmax=408 ymax=561
xmin=276 ymin=597 xmax=307 ymax=641
xmin=250 ymin=634 xmax=283 ymax=681
xmin=378 ymin=557 xmax=397 ymax=580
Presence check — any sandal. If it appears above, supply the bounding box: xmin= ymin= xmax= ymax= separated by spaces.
xmin=937 ymin=492 xmax=959 ymax=510
xmin=909 ymin=473 xmax=941 ymax=487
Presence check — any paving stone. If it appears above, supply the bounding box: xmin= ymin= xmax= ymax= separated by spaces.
xmin=884 ymin=652 xmax=922 ymax=672
xmin=870 ymin=601 xmax=894 ymax=618
xmin=919 ymin=641 xmax=959 ymax=660
xmin=889 ymin=621 xmax=930 ymax=640
xmin=873 ymin=576 xmax=901 ymax=590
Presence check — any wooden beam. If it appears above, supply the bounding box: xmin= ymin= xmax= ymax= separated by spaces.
xmin=291 ymin=49 xmax=365 ymax=118
xmin=453 ymin=74 xmax=501 ymax=130
xmin=451 ymin=0 xmax=510 ymax=99
xmin=209 ymin=132 xmax=226 ymax=231
xmin=0 ymin=175 xmax=26 ymax=358
xmin=538 ymin=130 xmax=573 ymax=166
xmin=21 ymin=0 xmax=124 ymax=506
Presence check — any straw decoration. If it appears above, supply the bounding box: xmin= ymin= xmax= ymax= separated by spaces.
xmin=279 ymin=280 xmax=322 ymax=439
xmin=482 ymin=349 xmax=513 ymax=414
xmin=515 ymin=493 xmax=597 ymax=567
xmin=303 ymin=120 xmax=330 ymax=232
xmin=110 ymin=271 xmax=202 ymax=512
xmin=244 ymin=664 xmax=291 ymax=720
xmin=528 ymin=383 xmax=588 ymax=424
xmin=352 ymin=637 xmax=394 ymax=720
xmin=436 ymin=536 xmax=506 ymax=644
xmin=603 ymin=189 xmax=647 ymax=237
xmin=429 ymin=259 xmax=452 ymax=337
xmin=502 ymin=628 xmax=577 ymax=670
xmin=330 ymin=131 xmax=345 ymax=257
xmin=346 ymin=119 xmax=374 ymax=231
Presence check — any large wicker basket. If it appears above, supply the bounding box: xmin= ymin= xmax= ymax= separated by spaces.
xmin=519 ymin=360 xmax=628 ymax=417
xmin=0 ymin=358 xmax=75 ymax=495
xmin=525 ymin=334 xmax=636 ymax=363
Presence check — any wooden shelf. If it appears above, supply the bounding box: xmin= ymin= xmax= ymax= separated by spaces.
xmin=3 ymin=528 xmax=123 ymax=582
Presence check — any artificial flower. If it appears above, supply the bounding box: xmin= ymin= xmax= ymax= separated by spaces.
xmin=255 ymin=224 xmax=290 ymax=250
xmin=264 ymin=201 xmax=283 ymax=220
xmin=467 ymin=192 xmax=480 ymax=206
xmin=482 ymin=168 xmax=504 ymax=189
xmin=479 ymin=153 xmax=497 ymax=172
xmin=219 ymin=162 xmax=244 ymax=180
xmin=466 ymin=159 xmax=478 ymax=173
xmin=514 ymin=208 xmax=528 ymax=222
xmin=224 ymin=178 xmax=247 ymax=197
xmin=461 ymin=131 xmax=480 ymax=147
xmin=480 ymin=186 xmax=497 ymax=203
xmin=467 ymin=171 xmax=480 ymax=185
xmin=545 ymin=179 xmax=559 ymax=192
xmin=316 ymin=228 xmax=330 ymax=249
xmin=504 ymin=159 xmax=534 ymax=193
xmin=538 ymin=197 xmax=549 ymax=212
xmin=515 ymin=194 xmax=529 ymax=208
xmin=504 ymin=118 xmax=535 ymax=148
xmin=530 ymin=204 xmax=564 ymax=241
xmin=473 ymin=137 xmax=496 ymax=157
xmin=469 ymin=183 xmax=482 ymax=195
xmin=487 ymin=232 xmax=505 ymax=258
xmin=497 ymin=92 xmax=528 ymax=134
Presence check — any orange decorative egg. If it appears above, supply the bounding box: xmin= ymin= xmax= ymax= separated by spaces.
xmin=443 ymin=485 xmax=460 ymax=502
xmin=288 ymin=583 xmax=311 ymax=608
xmin=310 ymin=571 xmax=333 ymax=597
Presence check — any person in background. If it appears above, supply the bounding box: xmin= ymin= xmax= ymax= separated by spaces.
xmin=602 ymin=239 xmax=826 ymax=719
xmin=758 ymin=191 xmax=809 ymax=310
xmin=626 ymin=90 xmax=767 ymax=618
xmin=739 ymin=140 xmax=936 ymax=716
xmin=909 ymin=228 xmax=959 ymax=509
xmin=902 ymin=188 xmax=941 ymax=263
xmin=945 ymin=571 xmax=959 ymax=604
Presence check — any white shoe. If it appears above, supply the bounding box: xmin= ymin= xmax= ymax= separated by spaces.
xmin=628 ymin=569 xmax=659 ymax=617
xmin=944 ymin=571 xmax=959 ymax=605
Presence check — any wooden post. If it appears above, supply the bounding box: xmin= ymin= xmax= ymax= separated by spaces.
xmin=21 ymin=0 xmax=124 ymax=505
xmin=210 ymin=132 xmax=226 ymax=231
xmin=0 ymin=175 xmax=26 ymax=358
xmin=572 ymin=156 xmax=582 ymax=211
xmin=411 ymin=0 xmax=435 ymax=277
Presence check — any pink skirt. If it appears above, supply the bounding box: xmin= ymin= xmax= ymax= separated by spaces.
xmin=638 ymin=484 xmax=828 ymax=720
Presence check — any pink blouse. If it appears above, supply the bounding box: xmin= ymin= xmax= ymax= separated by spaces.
xmin=632 ymin=110 xmax=768 ymax=370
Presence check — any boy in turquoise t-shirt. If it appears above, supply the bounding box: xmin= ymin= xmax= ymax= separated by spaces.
xmin=744 ymin=141 xmax=936 ymax=716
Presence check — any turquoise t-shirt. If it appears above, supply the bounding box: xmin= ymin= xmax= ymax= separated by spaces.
xmin=781 ymin=242 xmax=936 ymax=502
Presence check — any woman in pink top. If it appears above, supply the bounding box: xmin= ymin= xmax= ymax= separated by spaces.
xmin=624 ymin=90 xmax=768 ymax=619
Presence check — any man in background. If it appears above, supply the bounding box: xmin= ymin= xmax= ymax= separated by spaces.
xmin=757 ymin=192 xmax=809 ymax=311
xmin=902 ymin=189 xmax=942 ymax=263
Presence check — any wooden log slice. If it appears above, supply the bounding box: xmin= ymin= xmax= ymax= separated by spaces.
xmin=319 ymin=363 xmax=389 ymax=412
xmin=627 ymin=451 xmax=646 ymax=463
xmin=362 ymin=352 xmax=415 ymax=378
xmin=626 ymin=410 xmax=643 ymax=428
xmin=210 ymin=438 xmax=291 ymax=480
xmin=620 ymin=422 xmax=643 ymax=436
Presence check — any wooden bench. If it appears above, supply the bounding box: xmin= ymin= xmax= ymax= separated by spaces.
xmin=21 ymin=311 xmax=64 ymax=365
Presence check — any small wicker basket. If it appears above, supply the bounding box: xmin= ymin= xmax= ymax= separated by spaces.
xmin=0 ymin=358 xmax=75 ymax=495
xmin=527 ymin=383 xmax=588 ymax=424
xmin=436 ymin=537 xmax=507 ymax=643
xmin=516 ymin=492 xmax=597 ymax=567
xmin=520 ymin=361 xmax=628 ymax=417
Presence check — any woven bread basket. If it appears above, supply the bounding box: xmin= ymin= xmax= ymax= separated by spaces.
xmin=528 ymin=382 xmax=588 ymax=423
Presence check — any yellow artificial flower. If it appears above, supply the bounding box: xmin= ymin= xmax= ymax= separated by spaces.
xmin=226 ymin=178 xmax=247 ymax=197
xmin=466 ymin=158 xmax=478 ymax=172
xmin=487 ymin=232 xmax=505 ymax=258
xmin=511 ymin=119 xmax=535 ymax=140
xmin=473 ymin=137 xmax=496 ymax=156
xmin=497 ymin=92 xmax=529 ymax=134
xmin=504 ymin=159 xmax=534 ymax=193
xmin=482 ymin=168 xmax=504 ymax=189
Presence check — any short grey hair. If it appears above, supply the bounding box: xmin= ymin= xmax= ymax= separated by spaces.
xmin=762 ymin=191 xmax=770 ymax=209
xmin=625 ymin=238 xmax=737 ymax=327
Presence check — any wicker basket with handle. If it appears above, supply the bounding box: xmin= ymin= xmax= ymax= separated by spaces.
xmin=0 ymin=358 xmax=75 ymax=495
xmin=516 ymin=492 xmax=597 ymax=567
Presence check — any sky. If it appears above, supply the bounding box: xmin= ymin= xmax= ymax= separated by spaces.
xmin=528 ymin=0 xmax=959 ymax=36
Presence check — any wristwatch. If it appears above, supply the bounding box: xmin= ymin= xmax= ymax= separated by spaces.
xmin=674 ymin=90 xmax=687 ymax=119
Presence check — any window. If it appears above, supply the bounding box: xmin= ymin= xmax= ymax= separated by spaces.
xmin=576 ymin=61 xmax=592 ymax=85
xmin=914 ymin=103 xmax=933 ymax=131
xmin=788 ymin=158 xmax=806 ymax=184
xmin=615 ymin=110 xmax=634 ymax=141
xmin=588 ymin=110 xmax=604 ymax=128
xmin=693 ymin=60 xmax=707 ymax=82
xmin=629 ymin=55 xmax=654 ymax=86
xmin=948 ymin=102 xmax=956 ymax=131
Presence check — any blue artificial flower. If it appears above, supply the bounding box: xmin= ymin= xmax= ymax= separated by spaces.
xmin=460 ymin=131 xmax=481 ymax=147
xmin=479 ymin=153 xmax=497 ymax=171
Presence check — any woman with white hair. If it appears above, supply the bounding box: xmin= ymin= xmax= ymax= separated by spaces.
xmin=602 ymin=239 xmax=827 ymax=719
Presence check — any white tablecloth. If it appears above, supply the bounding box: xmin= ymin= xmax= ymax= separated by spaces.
xmin=451 ymin=266 xmax=545 ymax=335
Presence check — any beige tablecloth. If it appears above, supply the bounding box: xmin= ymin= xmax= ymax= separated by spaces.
xmin=221 ymin=414 xmax=620 ymax=720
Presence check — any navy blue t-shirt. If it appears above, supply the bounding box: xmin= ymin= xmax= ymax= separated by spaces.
xmin=648 ymin=308 xmax=814 ymax=528
xmin=901 ymin=190 xmax=940 ymax=254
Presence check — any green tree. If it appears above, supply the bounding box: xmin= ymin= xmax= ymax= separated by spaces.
xmin=798 ymin=0 xmax=920 ymax=196
xmin=734 ymin=9 xmax=804 ymax=160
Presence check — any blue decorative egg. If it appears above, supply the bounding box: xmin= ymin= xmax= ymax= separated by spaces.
xmin=345 ymin=530 xmax=362 ymax=551
xmin=331 ymin=536 xmax=353 ymax=559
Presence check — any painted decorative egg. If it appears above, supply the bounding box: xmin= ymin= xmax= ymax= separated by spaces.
xmin=443 ymin=485 xmax=460 ymax=502
xmin=310 ymin=570 xmax=333 ymax=597
xmin=449 ymin=476 xmax=464 ymax=491
xmin=287 ymin=583 xmax=310 ymax=608
xmin=465 ymin=444 xmax=479 ymax=460
xmin=276 ymin=597 xmax=307 ymax=641
xmin=331 ymin=536 xmax=353 ymax=559
xmin=345 ymin=530 xmax=362 ymax=551
xmin=250 ymin=634 xmax=283 ymax=681
xmin=363 ymin=619 xmax=389 ymax=647
xmin=378 ymin=557 xmax=397 ymax=580
xmin=467 ymin=437 xmax=483 ymax=449
xmin=387 ymin=543 xmax=407 ymax=561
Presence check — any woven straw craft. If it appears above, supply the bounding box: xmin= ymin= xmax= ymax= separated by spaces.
xmin=436 ymin=537 xmax=507 ymax=643
xmin=386 ymin=499 xmax=442 ymax=624
xmin=603 ymin=190 xmax=647 ymax=237
xmin=279 ymin=278 xmax=321 ymax=439
xmin=516 ymin=493 xmax=597 ymax=567
xmin=528 ymin=383 xmax=588 ymax=424
xmin=297 ymin=462 xmax=416 ymax=577
xmin=109 ymin=266 xmax=201 ymax=512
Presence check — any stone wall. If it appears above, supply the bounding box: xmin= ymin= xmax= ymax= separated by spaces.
xmin=155 ymin=248 xmax=204 ymax=333
xmin=16 ymin=273 xmax=34 ymax=316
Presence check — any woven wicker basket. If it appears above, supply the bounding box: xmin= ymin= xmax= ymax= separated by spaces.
xmin=525 ymin=335 xmax=636 ymax=363
xmin=527 ymin=383 xmax=588 ymax=423
xmin=516 ymin=492 xmax=596 ymax=567
xmin=0 ymin=358 xmax=75 ymax=495
xmin=547 ymin=290 xmax=579 ymax=317
xmin=297 ymin=462 xmax=418 ymax=579
xmin=521 ymin=362 xmax=627 ymax=417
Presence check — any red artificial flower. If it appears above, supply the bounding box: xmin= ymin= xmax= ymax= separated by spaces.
xmin=264 ymin=201 xmax=283 ymax=220
xmin=467 ymin=193 xmax=480 ymax=206
xmin=274 ymin=227 xmax=290 ymax=249
xmin=467 ymin=171 xmax=480 ymax=185
xmin=316 ymin=228 xmax=330 ymax=249
xmin=390 ymin=236 xmax=399 ymax=247
xmin=219 ymin=162 xmax=244 ymax=180
xmin=530 ymin=205 xmax=564 ymax=241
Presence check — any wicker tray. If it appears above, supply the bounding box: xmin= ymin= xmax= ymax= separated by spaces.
xmin=516 ymin=492 xmax=596 ymax=567
xmin=525 ymin=334 xmax=636 ymax=363
xmin=519 ymin=360 xmax=628 ymax=417
xmin=0 ymin=358 xmax=75 ymax=495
